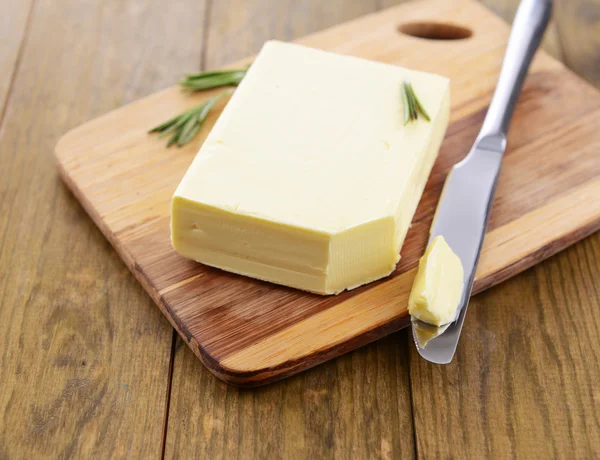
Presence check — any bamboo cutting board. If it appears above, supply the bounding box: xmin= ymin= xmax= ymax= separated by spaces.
xmin=55 ymin=0 xmax=600 ymax=386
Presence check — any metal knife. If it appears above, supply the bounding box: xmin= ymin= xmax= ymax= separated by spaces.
xmin=411 ymin=0 xmax=552 ymax=363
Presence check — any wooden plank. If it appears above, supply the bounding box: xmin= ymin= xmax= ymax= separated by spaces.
xmin=165 ymin=334 xmax=415 ymax=459
xmin=479 ymin=0 xmax=564 ymax=60
xmin=0 ymin=0 xmax=207 ymax=457
xmin=219 ymin=178 xmax=600 ymax=371
xmin=0 ymin=0 xmax=32 ymax=114
xmin=164 ymin=1 xmax=416 ymax=458
xmin=408 ymin=2 xmax=600 ymax=458
xmin=54 ymin=0 xmax=600 ymax=387
xmin=203 ymin=0 xmax=408 ymax=67
xmin=409 ymin=233 xmax=600 ymax=458
xmin=554 ymin=0 xmax=600 ymax=87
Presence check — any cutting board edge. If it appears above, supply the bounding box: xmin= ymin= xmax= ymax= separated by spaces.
xmin=217 ymin=213 xmax=600 ymax=385
xmin=52 ymin=153 xmax=403 ymax=387
xmin=52 ymin=0 xmax=600 ymax=386
xmin=55 ymin=153 xmax=600 ymax=386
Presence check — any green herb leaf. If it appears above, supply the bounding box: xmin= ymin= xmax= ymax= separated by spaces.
xmin=150 ymin=65 xmax=248 ymax=147
xmin=408 ymin=82 xmax=430 ymax=121
xmin=148 ymin=90 xmax=233 ymax=148
xmin=402 ymin=79 xmax=430 ymax=124
xmin=402 ymin=81 xmax=411 ymax=126
xmin=179 ymin=68 xmax=248 ymax=92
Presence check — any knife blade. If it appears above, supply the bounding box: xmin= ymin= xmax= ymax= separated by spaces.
xmin=411 ymin=0 xmax=552 ymax=364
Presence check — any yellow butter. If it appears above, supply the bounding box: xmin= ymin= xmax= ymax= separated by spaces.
xmin=171 ymin=41 xmax=450 ymax=294
xmin=408 ymin=236 xmax=464 ymax=326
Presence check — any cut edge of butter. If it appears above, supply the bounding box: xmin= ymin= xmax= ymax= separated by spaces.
xmin=171 ymin=197 xmax=399 ymax=295
xmin=408 ymin=235 xmax=464 ymax=326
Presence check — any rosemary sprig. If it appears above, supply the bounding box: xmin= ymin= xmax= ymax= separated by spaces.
xmin=179 ymin=68 xmax=248 ymax=92
xmin=149 ymin=90 xmax=233 ymax=147
xmin=153 ymin=68 xmax=430 ymax=147
xmin=150 ymin=67 xmax=249 ymax=147
xmin=402 ymin=79 xmax=430 ymax=125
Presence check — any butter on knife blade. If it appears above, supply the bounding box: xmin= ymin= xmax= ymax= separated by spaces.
xmin=408 ymin=235 xmax=464 ymax=328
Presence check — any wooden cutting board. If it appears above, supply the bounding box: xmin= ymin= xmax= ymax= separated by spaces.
xmin=55 ymin=0 xmax=600 ymax=386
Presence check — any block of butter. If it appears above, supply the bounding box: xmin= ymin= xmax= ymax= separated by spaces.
xmin=408 ymin=236 xmax=464 ymax=326
xmin=171 ymin=41 xmax=450 ymax=294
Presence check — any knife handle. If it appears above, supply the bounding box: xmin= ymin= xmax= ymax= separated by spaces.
xmin=478 ymin=0 xmax=552 ymax=146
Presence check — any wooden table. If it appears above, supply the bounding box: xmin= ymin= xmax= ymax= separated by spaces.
xmin=1 ymin=0 xmax=599 ymax=458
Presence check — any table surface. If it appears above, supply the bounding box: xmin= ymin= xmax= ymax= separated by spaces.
xmin=1 ymin=0 xmax=599 ymax=458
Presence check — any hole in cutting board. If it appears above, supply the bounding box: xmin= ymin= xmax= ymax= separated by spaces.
xmin=398 ymin=22 xmax=472 ymax=40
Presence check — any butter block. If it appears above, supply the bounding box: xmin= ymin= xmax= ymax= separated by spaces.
xmin=408 ymin=236 xmax=464 ymax=326
xmin=172 ymin=41 xmax=450 ymax=294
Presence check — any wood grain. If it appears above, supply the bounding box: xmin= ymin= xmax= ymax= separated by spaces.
xmin=165 ymin=334 xmax=415 ymax=459
xmin=409 ymin=233 xmax=600 ymax=459
xmin=54 ymin=0 xmax=600 ymax=388
xmin=0 ymin=0 xmax=208 ymax=457
xmin=165 ymin=2 xmax=416 ymax=457
xmin=204 ymin=0 xmax=406 ymax=68
xmin=406 ymin=5 xmax=600 ymax=459
xmin=479 ymin=0 xmax=564 ymax=60
xmin=3 ymin=0 xmax=600 ymax=458
xmin=554 ymin=0 xmax=600 ymax=87
xmin=0 ymin=0 xmax=32 ymax=114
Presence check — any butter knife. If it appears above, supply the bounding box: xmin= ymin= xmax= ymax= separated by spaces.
xmin=411 ymin=0 xmax=552 ymax=363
